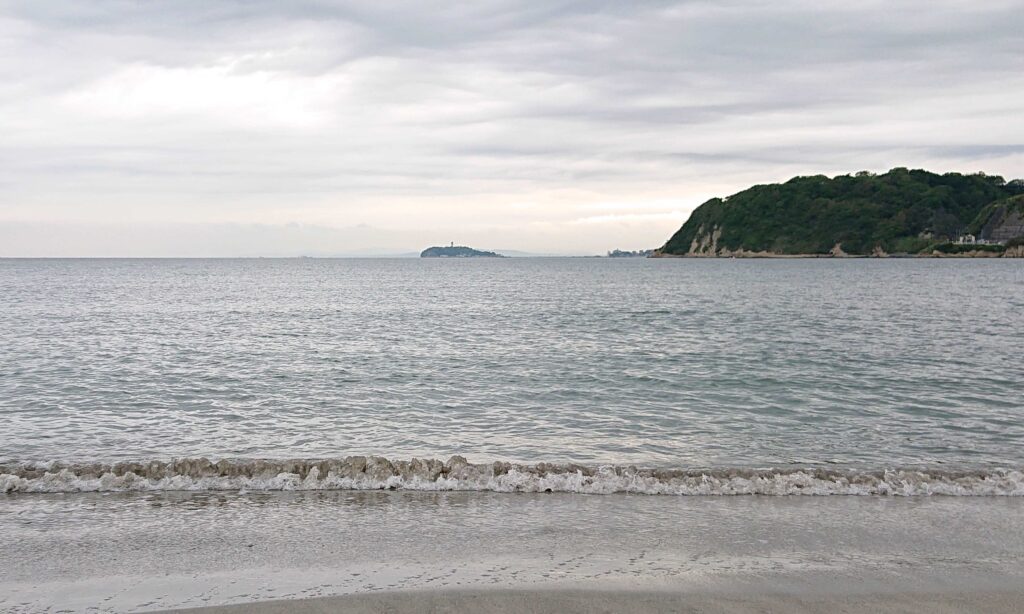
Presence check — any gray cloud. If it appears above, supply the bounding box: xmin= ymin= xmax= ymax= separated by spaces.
xmin=1 ymin=0 xmax=1022 ymax=255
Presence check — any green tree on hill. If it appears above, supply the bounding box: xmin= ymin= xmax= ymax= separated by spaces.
xmin=660 ymin=169 xmax=1024 ymax=256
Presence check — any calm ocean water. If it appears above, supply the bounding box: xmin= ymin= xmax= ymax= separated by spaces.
xmin=1 ymin=258 xmax=1022 ymax=494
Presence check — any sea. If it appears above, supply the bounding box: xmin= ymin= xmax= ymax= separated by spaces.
xmin=2 ymin=258 xmax=1023 ymax=611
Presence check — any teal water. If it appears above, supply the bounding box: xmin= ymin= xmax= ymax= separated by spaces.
xmin=1 ymin=258 xmax=1022 ymax=483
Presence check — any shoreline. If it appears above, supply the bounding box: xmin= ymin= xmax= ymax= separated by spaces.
xmin=163 ymin=587 xmax=1024 ymax=614
xmin=5 ymin=458 xmax=1022 ymax=495
xmin=650 ymin=251 xmax=1019 ymax=258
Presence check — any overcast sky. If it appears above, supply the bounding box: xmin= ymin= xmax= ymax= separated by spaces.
xmin=2 ymin=0 xmax=1022 ymax=256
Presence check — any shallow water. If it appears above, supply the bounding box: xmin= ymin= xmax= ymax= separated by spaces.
xmin=2 ymin=258 xmax=1022 ymax=481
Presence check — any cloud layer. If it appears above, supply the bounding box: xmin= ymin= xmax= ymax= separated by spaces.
xmin=2 ymin=0 xmax=1022 ymax=255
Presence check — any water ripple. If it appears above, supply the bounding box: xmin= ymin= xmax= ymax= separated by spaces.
xmin=0 ymin=258 xmax=1022 ymax=469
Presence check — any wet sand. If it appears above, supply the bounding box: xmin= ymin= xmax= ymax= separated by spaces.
xmin=3 ymin=492 xmax=1023 ymax=612
xmin=166 ymin=588 xmax=1024 ymax=614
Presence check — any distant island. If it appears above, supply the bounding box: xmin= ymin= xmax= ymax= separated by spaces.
xmin=607 ymin=248 xmax=655 ymax=258
xmin=655 ymin=168 xmax=1024 ymax=258
xmin=420 ymin=244 xmax=505 ymax=258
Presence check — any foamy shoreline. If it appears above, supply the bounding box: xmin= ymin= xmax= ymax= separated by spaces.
xmin=3 ymin=456 xmax=1023 ymax=495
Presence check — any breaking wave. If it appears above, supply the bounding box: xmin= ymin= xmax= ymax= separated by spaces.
xmin=2 ymin=456 xmax=1022 ymax=496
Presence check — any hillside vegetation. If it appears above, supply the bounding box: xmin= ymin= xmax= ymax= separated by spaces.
xmin=659 ymin=169 xmax=1024 ymax=256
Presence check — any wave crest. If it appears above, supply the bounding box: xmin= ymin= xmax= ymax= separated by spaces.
xmin=2 ymin=456 xmax=1022 ymax=496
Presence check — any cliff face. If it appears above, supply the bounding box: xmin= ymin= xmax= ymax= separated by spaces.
xmin=1005 ymin=245 xmax=1024 ymax=258
xmin=659 ymin=169 xmax=1024 ymax=257
xmin=669 ymin=224 xmax=794 ymax=258
xmin=973 ymin=196 xmax=1024 ymax=242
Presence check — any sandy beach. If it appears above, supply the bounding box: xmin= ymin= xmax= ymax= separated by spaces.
xmin=3 ymin=491 xmax=1023 ymax=612
xmin=165 ymin=588 xmax=1024 ymax=614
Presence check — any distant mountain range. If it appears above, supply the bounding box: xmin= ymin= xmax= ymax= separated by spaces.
xmin=657 ymin=168 xmax=1024 ymax=257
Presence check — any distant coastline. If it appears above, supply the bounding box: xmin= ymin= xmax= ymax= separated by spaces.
xmin=607 ymin=248 xmax=655 ymax=258
xmin=650 ymin=246 xmax=1023 ymax=259
xmin=420 ymin=244 xmax=505 ymax=258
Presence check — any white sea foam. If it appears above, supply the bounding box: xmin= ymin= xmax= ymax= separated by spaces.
xmin=2 ymin=457 xmax=1022 ymax=496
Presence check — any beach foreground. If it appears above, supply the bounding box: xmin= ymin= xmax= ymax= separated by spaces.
xmin=164 ymin=588 xmax=1024 ymax=614
xmin=3 ymin=491 xmax=1023 ymax=612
